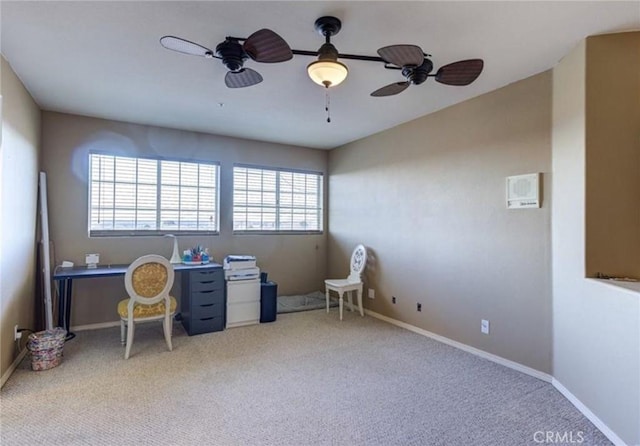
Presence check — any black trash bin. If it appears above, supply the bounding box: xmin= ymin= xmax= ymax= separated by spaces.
xmin=260 ymin=281 xmax=278 ymax=323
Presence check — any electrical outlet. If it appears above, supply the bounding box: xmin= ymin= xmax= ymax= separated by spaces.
xmin=368 ymin=288 xmax=375 ymax=299
xmin=14 ymin=325 xmax=21 ymax=341
xmin=417 ymin=303 xmax=422 ymax=312
xmin=481 ymin=319 xmax=490 ymax=334
xmin=392 ymin=296 xmax=396 ymax=304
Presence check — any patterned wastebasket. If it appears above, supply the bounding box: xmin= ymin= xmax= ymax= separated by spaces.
xmin=27 ymin=327 xmax=67 ymax=371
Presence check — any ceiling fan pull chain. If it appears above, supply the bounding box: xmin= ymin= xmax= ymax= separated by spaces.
xmin=325 ymin=87 xmax=331 ymax=123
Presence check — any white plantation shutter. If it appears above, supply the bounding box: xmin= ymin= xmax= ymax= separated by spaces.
xmin=89 ymin=154 xmax=218 ymax=236
xmin=233 ymin=165 xmax=323 ymax=232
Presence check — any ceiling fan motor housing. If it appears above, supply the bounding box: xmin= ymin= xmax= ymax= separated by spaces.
xmin=313 ymin=17 xmax=342 ymax=62
xmin=403 ymin=59 xmax=434 ymax=85
xmin=216 ymin=40 xmax=248 ymax=72
xmin=317 ymin=42 xmax=340 ymax=61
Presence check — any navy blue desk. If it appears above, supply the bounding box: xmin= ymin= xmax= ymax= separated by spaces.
xmin=53 ymin=262 xmax=222 ymax=340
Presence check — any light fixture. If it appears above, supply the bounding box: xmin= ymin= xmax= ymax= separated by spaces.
xmin=307 ymin=44 xmax=348 ymax=88
xmin=306 ymin=17 xmax=348 ymax=88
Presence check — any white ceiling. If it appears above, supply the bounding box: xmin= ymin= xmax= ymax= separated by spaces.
xmin=2 ymin=1 xmax=639 ymax=149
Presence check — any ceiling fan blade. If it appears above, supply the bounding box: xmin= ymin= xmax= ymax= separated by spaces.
xmin=243 ymin=29 xmax=293 ymax=63
xmin=377 ymin=45 xmax=424 ymax=67
xmin=160 ymin=36 xmax=215 ymax=57
xmin=435 ymin=59 xmax=484 ymax=86
xmin=370 ymin=82 xmax=410 ymax=97
xmin=225 ymin=68 xmax=263 ymax=88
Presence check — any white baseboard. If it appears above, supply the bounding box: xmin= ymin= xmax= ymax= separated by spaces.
xmin=552 ymin=379 xmax=627 ymax=446
xmin=365 ymin=309 xmax=553 ymax=382
xmin=71 ymin=321 xmax=120 ymax=331
xmin=1 ymin=348 xmax=28 ymax=389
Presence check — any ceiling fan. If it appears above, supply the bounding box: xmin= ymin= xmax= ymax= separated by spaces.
xmin=372 ymin=45 xmax=484 ymax=96
xmin=160 ymin=29 xmax=292 ymax=88
xmin=159 ymin=16 xmax=484 ymax=97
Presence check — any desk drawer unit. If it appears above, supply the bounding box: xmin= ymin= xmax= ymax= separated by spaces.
xmin=226 ymin=279 xmax=260 ymax=328
xmin=181 ymin=267 xmax=225 ymax=336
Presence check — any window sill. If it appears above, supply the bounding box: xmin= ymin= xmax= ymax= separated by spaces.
xmin=588 ymin=278 xmax=640 ymax=296
xmin=232 ymin=231 xmax=323 ymax=236
xmin=90 ymin=231 xmax=219 ymax=238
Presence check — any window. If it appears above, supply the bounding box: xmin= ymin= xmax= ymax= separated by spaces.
xmin=233 ymin=165 xmax=323 ymax=232
xmin=89 ymin=153 xmax=219 ymax=236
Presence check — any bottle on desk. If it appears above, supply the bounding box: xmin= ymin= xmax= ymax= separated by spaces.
xmin=182 ymin=250 xmax=192 ymax=263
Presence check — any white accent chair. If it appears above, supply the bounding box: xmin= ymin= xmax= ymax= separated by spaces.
xmin=325 ymin=244 xmax=367 ymax=321
xmin=117 ymin=255 xmax=177 ymax=359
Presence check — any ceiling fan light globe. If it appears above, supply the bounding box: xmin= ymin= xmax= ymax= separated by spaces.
xmin=307 ymin=60 xmax=348 ymax=87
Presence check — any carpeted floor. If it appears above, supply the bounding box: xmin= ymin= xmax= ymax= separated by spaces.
xmin=1 ymin=310 xmax=610 ymax=446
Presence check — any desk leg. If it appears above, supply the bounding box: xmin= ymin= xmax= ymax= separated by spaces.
xmin=66 ymin=279 xmax=76 ymax=340
xmin=59 ymin=279 xmax=76 ymax=341
xmin=57 ymin=279 xmax=66 ymax=328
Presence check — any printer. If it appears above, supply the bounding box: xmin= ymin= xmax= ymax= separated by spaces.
xmin=223 ymin=255 xmax=259 ymax=281
xmin=223 ymin=255 xmax=257 ymax=269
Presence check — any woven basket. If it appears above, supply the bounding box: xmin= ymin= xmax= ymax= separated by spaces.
xmin=27 ymin=328 xmax=67 ymax=371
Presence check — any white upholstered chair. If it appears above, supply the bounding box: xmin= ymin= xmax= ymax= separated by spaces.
xmin=325 ymin=244 xmax=367 ymax=321
xmin=117 ymin=255 xmax=177 ymax=359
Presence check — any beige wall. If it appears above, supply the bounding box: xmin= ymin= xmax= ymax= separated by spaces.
xmin=41 ymin=112 xmax=327 ymax=326
xmin=552 ymin=35 xmax=640 ymax=446
xmin=328 ymin=72 xmax=553 ymax=373
xmin=0 ymin=57 xmax=41 ymax=381
xmin=585 ymin=33 xmax=640 ymax=279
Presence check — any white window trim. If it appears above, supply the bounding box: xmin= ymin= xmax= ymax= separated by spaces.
xmin=88 ymin=152 xmax=220 ymax=237
xmin=232 ymin=164 xmax=324 ymax=234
